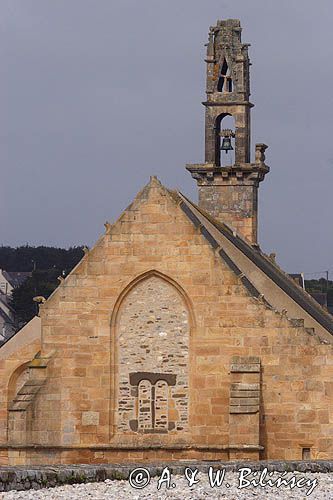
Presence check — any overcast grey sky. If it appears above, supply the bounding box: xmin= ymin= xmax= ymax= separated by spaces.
xmin=1 ymin=0 xmax=333 ymax=275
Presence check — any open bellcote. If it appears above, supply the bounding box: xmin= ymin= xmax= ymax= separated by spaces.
xmin=186 ymin=19 xmax=269 ymax=245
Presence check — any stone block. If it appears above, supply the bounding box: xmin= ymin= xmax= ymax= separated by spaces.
xmin=230 ymin=397 xmax=259 ymax=406
xmin=230 ymin=390 xmax=260 ymax=398
xmin=231 ymin=356 xmax=260 ymax=364
xmin=229 ymin=406 xmax=259 ymax=414
xmin=230 ymin=383 xmax=259 ymax=391
xmin=230 ymin=363 xmax=260 ymax=373
xmin=82 ymin=412 xmax=100 ymax=426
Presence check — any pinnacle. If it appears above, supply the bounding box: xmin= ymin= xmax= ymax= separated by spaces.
xmin=149 ymin=175 xmax=161 ymax=186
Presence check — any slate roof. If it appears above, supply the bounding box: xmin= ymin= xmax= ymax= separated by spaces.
xmin=2 ymin=271 xmax=32 ymax=288
xmin=309 ymin=292 xmax=327 ymax=307
xmin=175 ymin=191 xmax=333 ymax=337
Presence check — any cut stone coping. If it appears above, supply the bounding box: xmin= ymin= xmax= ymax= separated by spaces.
xmin=0 ymin=460 xmax=332 ymax=492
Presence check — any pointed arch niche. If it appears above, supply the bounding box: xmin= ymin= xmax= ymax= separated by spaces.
xmin=110 ymin=271 xmax=193 ymax=437
xmin=7 ymin=362 xmax=31 ymax=445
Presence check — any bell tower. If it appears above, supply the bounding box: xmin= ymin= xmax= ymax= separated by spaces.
xmin=186 ymin=19 xmax=269 ymax=245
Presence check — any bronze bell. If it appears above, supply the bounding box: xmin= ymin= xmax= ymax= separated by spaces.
xmin=220 ymin=137 xmax=234 ymax=153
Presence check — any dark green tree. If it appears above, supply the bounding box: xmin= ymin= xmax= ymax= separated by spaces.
xmin=305 ymin=278 xmax=333 ymax=309
xmin=10 ymin=269 xmax=63 ymax=326
xmin=6 ymin=246 xmax=85 ymax=327
xmin=0 ymin=245 xmax=84 ymax=272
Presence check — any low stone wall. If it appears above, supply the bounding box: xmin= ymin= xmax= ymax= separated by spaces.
xmin=0 ymin=460 xmax=332 ymax=492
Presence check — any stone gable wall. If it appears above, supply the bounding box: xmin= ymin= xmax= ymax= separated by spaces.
xmin=1 ymin=180 xmax=333 ymax=464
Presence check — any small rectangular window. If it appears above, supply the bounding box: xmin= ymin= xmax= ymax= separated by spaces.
xmin=302 ymin=447 xmax=311 ymax=460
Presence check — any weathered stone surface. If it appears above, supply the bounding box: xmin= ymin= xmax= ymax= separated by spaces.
xmin=82 ymin=412 xmax=99 ymax=426
xmin=230 ymin=363 xmax=261 ymax=372
xmin=230 ymin=383 xmax=259 ymax=391
xmin=230 ymin=406 xmax=259 ymax=414
xmin=230 ymin=390 xmax=260 ymax=398
xmin=117 ymin=275 xmax=189 ymax=434
xmin=231 ymin=356 xmax=260 ymax=364
xmin=230 ymin=397 xmax=259 ymax=406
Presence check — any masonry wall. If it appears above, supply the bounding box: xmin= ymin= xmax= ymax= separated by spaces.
xmin=198 ymin=180 xmax=258 ymax=243
xmin=1 ymin=179 xmax=333 ymax=464
xmin=0 ymin=317 xmax=41 ymax=465
xmin=116 ymin=276 xmax=190 ymax=436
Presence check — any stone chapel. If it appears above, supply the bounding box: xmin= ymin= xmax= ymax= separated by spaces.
xmin=1 ymin=19 xmax=333 ymax=466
